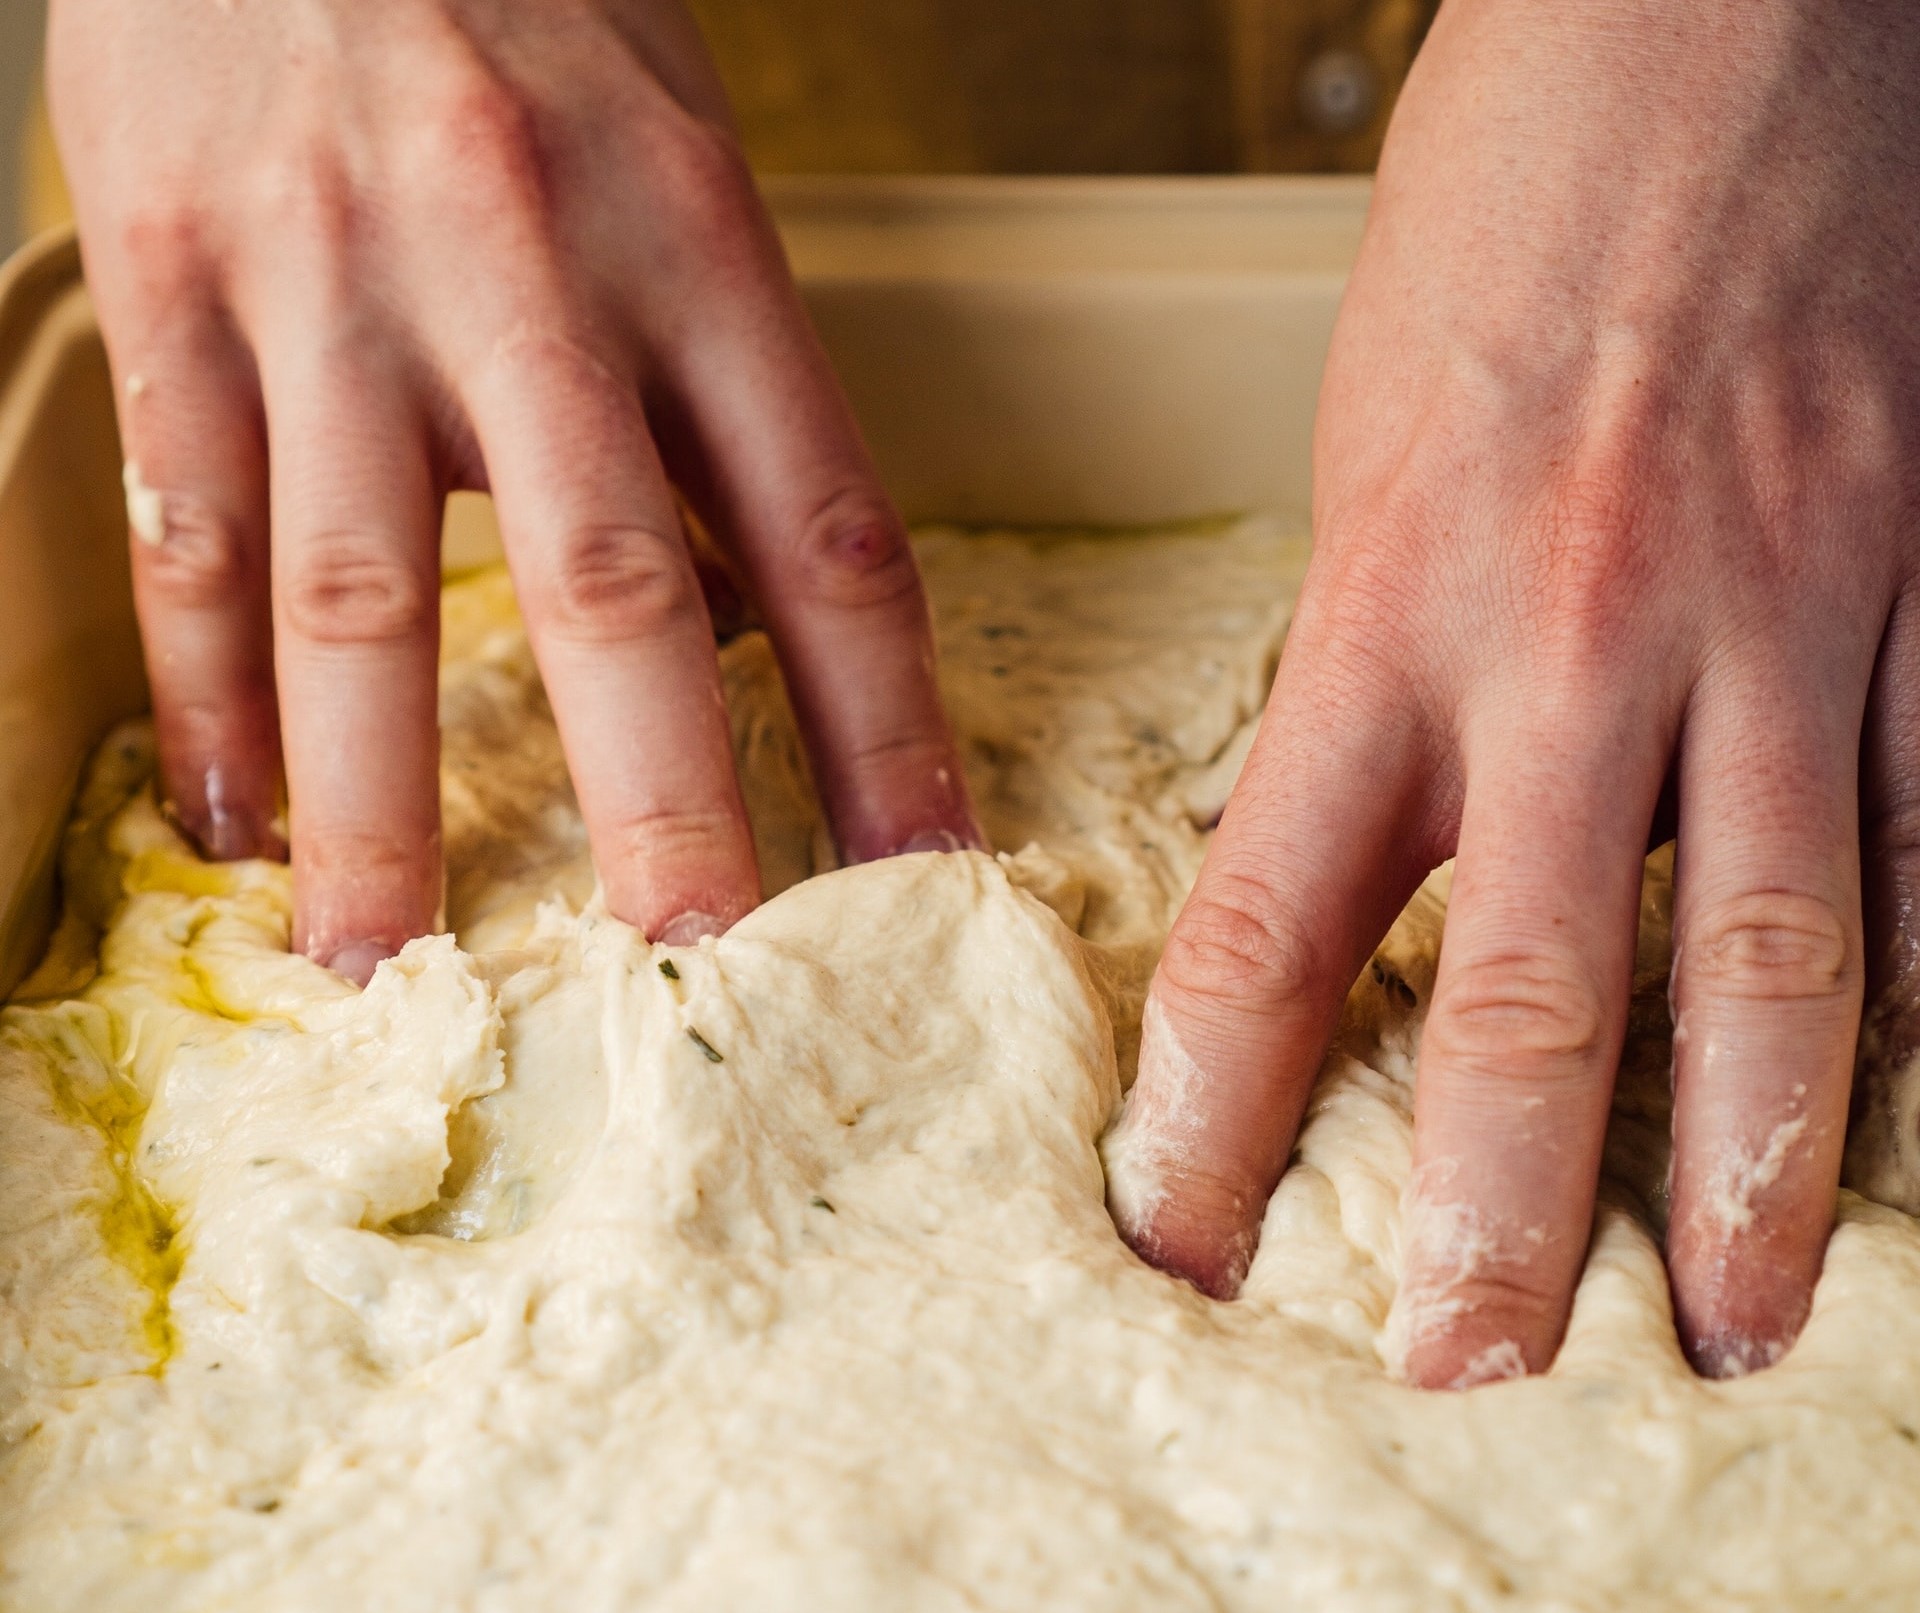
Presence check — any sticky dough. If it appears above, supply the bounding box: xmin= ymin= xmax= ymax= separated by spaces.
xmin=5 ymin=521 xmax=1920 ymax=1610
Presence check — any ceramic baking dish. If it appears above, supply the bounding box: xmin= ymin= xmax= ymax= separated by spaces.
xmin=0 ymin=174 xmax=1370 ymax=993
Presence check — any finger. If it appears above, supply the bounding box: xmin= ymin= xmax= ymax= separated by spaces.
xmin=1666 ymin=656 xmax=1867 ymax=1379
xmin=1103 ymin=616 xmax=1447 ymax=1300
xmin=99 ymin=273 xmax=283 ymax=859
xmin=463 ymin=328 xmax=760 ymax=942
xmin=1860 ymin=589 xmax=1920 ymax=1061
xmin=640 ymin=166 xmax=979 ymax=862
xmin=261 ymin=342 xmax=445 ymax=984
xmin=1385 ymin=704 xmax=1666 ymax=1389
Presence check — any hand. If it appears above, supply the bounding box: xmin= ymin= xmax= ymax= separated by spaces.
xmin=1106 ymin=0 xmax=1920 ymax=1384
xmin=49 ymin=0 xmax=977 ymax=981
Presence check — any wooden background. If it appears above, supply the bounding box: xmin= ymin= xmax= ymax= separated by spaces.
xmin=689 ymin=0 xmax=1439 ymax=174
xmin=14 ymin=1 xmax=1441 ymax=248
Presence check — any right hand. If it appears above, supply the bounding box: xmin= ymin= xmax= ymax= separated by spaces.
xmin=1106 ymin=0 xmax=1920 ymax=1386
xmin=49 ymin=0 xmax=979 ymax=981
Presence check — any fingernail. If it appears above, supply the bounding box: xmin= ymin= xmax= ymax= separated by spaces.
xmin=658 ymin=910 xmax=726 ymax=946
xmin=896 ymin=829 xmax=966 ymax=856
xmin=201 ymin=763 xmax=273 ymax=861
xmin=322 ymin=940 xmax=394 ymax=987
xmin=165 ymin=764 xmax=287 ymax=863
xmin=166 ymin=805 xmax=285 ymax=864
xmin=196 ymin=806 xmax=287 ymax=863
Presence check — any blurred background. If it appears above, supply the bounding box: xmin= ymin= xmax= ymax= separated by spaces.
xmin=3 ymin=0 xmax=1438 ymax=255
xmin=1 ymin=0 xmax=45 ymax=254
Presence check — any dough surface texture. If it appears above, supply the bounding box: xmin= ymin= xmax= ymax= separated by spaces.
xmin=4 ymin=524 xmax=1920 ymax=1611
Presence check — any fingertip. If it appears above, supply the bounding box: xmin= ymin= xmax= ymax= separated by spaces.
xmin=832 ymin=751 xmax=984 ymax=867
xmin=598 ymin=842 xmax=759 ymax=949
xmin=1388 ymin=1303 xmax=1542 ymax=1391
xmin=1683 ymin=1326 xmax=1794 ymax=1381
xmin=292 ymin=828 xmax=442 ymax=989
xmin=1667 ymin=1221 xmax=1817 ymax=1381
xmin=1431 ymin=1339 xmax=1532 ymax=1392
xmin=1384 ymin=1159 xmax=1575 ymax=1390
xmin=1109 ymin=1182 xmax=1256 ymax=1301
xmin=294 ymin=869 xmax=439 ymax=985
xmin=1101 ymin=999 xmax=1266 ymax=1301
xmin=1664 ymin=1058 xmax=1837 ymax=1382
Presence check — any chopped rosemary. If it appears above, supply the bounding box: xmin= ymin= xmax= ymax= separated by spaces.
xmin=810 ymin=1195 xmax=836 ymax=1214
xmin=658 ymin=959 xmax=680 ymax=980
xmin=686 ymin=1027 xmax=724 ymax=1063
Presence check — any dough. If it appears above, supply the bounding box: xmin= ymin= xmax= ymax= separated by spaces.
xmin=3 ymin=522 xmax=1920 ymax=1611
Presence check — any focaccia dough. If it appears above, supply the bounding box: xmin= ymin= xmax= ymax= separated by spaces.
xmin=4 ymin=522 xmax=1920 ymax=1611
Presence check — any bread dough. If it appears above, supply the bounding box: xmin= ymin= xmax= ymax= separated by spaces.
xmin=4 ymin=522 xmax=1920 ymax=1611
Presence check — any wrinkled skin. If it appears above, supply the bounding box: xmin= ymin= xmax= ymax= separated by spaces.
xmin=1109 ymin=0 xmax=1920 ymax=1386
xmin=49 ymin=0 xmax=979 ymax=983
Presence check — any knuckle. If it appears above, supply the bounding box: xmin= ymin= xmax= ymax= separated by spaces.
xmin=115 ymin=206 xmax=208 ymax=304
xmin=1309 ymin=503 xmax=1424 ymax=624
xmin=254 ymin=145 xmax=358 ymax=249
xmin=1522 ymin=469 xmax=1655 ymax=657
xmin=416 ymin=77 xmax=550 ymax=225
xmin=1291 ymin=510 xmax=1433 ymax=693
xmin=644 ymin=112 xmax=759 ymax=244
xmin=1427 ymin=951 xmax=1608 ymax=1070
xmin=539 ymin=525 xmax=696 ymax=643
xmin=279 ymin=539 xmax=434 ymax=646
xmin=1158 ymin=875 xmax=1321 ymax=1011
xmin=1684 ymin=889 xmax=1857 ymax=1003
xmin=788 ymin=493 xmax=920 ymax=614
xmin=1547 ymin=463 xmax=1645 ymax=555
xmin=132 ymin=497 xmax=259 ymax=609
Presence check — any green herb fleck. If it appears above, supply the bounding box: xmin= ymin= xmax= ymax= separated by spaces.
xmin=809 ymin=1195 xmax=836 ymax=1214
xmin=658 ymin=958 xmax=680 ymax=980
xmin=686 ymin=1027 xmax=724 ymax=1063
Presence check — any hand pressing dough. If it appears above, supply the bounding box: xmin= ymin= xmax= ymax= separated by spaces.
xmin=4 ymin=523 xmax=1920 ymax=1611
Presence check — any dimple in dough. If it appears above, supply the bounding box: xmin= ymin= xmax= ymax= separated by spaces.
xmin=4 ymin=522 xmax=1920 ymax=1611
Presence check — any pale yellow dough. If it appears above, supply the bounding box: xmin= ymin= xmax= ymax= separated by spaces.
xmin=4 ymin=522 xmax=1920 ymax=1610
